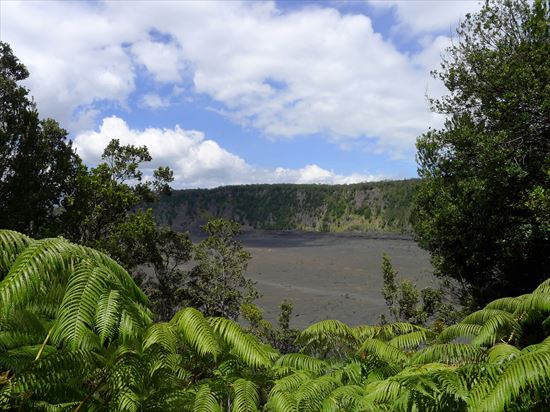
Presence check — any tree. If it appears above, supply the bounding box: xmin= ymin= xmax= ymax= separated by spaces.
xmin=379 ymin=253 xmax=458 ymax=327
xmin=187 ymin=219 xmax=257 ymax=320
xmin=413 ymin=0 xmax=550 ymax=307
xmin=61 ymin=138 xmax=173 ymax=246
xmin=0 ymin=42 xmax=80 ymax=236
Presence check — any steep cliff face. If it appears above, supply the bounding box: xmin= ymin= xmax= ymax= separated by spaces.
xmin=151 ymin=179 xmax=418 ymax=234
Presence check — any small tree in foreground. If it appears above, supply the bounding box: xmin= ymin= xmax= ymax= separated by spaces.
xmin=187 ymin=218 xmax=258 ymax=320
xmin=380 ymin=253 xmax=460 ymax=328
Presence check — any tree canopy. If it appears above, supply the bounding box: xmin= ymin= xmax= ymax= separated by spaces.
xmin=413 ymin=0 xmax=550 ymax=307
xmin=0 ymin=42 xmax=80 ymax=236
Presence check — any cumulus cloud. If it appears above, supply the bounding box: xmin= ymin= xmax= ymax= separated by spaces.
xmin=369 ymin=1 xmax=481 ymax=35
xmin=0 ymin=0 xmax=473 ymax=157
xmin=132 ymin=39 xmax=185 ymax=83
xmin=74 ymin=117 xmax=383 ymax=188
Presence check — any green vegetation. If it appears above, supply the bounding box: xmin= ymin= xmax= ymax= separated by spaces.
xmin=1 ymin=230 xmax=550 ymax=411
xmin=153 ymin=179 xmax=418 ymax=234
xmin=186 ymin=219 xmax=258 ymax=320
xmin=380 ymin=254 xmax=461 ymax=330
xmin=1 ymin=0 xmax=549 ymax=409
xmin=0 ymin=42 xmax=80 ymax=237
xmin=413 ymin=0 xmax=550 ymax=307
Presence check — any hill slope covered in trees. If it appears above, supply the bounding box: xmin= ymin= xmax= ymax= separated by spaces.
xmin=152 ymin=179 xmax=418 ymax=234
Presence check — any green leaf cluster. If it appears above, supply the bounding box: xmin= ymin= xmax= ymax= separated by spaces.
xmin=1 ymin=230 xmax=550 ymax=411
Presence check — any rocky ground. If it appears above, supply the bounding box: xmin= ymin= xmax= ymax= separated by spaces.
xmin=238 ymin=230 xmax=435 ymax=328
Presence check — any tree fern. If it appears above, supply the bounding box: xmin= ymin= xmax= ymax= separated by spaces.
xmin=194 ymin=384 xmax=222 ymax=412
xmin=358 ymin=338 xmax=408 ymax=365
xmin=473 ymin=349 xmax=550 ymax=412
xmin=209 ymin=316 xmax=274 ymax=368
xmin=0 ymin=230 xmax=30 ymax=278
xmin=171 ymin=307 xmax=220 ymax=358
xmin=274 ymin=353 xmax=328 ymax=374
xmin=232 ymin=378 xmax=259 ymax=412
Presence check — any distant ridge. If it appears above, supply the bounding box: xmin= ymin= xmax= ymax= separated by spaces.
xmin=151 ymin=179 xmax=418 ymax=234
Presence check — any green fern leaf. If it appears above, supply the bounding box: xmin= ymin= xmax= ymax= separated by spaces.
xmin=209 ymin=317 xmax=273 ymax=368
xmin=411 ymin=343 xmax=485 ymax=365
xmin=274 ymin=353 xmax=329 ymax=374
xmin=475 ymin=349 xmax=550 ymax=412
xmin=194 ymin=385 xmax=221 ymax=412
xmin=172 ymin=308 xmax=220 ymax=358
xmin=358 ymin=338 xmax=408 ymax=365
xmin=232 ymin=378 xmax=259 ymax=412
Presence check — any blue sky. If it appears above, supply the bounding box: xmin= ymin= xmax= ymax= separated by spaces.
xmin=1 ymin=0 xmax=480 ymax=188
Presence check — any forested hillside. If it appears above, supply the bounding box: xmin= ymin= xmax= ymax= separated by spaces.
xmin=152 ymin=180 xmax=418 ymax=234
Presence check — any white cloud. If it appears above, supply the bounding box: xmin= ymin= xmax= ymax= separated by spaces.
xmin=74 ymin=117 xmax=383 ymax=188
xmin=1 ymin=1 xmax=475 ymax=155
xmin=369 ymin=1 xmax=481 ymax=35
xmin=1 ymin=1 xmax=138 ymax=131
xmin=274 ymin=165 xmax=382 ymax=185
xmin=132 ymin=39 xmax=185 ymax=83
xmin=140 ymin=93 xmax=170 ymax=109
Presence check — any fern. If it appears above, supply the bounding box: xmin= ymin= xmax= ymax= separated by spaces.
xmin=474 ymin=349 xmax=550 ymax=412
xmin=209 ymin=317 xmax=273 ymax=368
xmin=358 ymin=338 xmax=408 ymax=365
xmin=232 ymin=378 xmax=259 ymax=412
xmin=194 ymin=385 xmax=222 ymax=412
xmin=274 ymin=353 xmax=328 ymax=374
xmin=172 ymin=307 xmax=220 ymax=358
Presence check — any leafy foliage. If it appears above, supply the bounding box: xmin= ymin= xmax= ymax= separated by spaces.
xmin=413 ymin=0 xmax=550 ymax=307
xmin=187 ymin=219 xmax=257 ymax=320
xmin=152 ymin=179 xmax=419 ymax=234
xmin=0 ymin=230 xmax=550 ymax=411
xmin=0 ymin=42 xmax=80 ymax=237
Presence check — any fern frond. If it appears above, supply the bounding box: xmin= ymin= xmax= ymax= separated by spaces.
xmin=270 ymin=370 xmax=314 ymax=394
xmin=351 ymin=325 xmax=380 ymax=343
xmin=143 ymin=322 xmax=177 ymax=354
xmin=79 ymin=245 xmax=149 ymax=306
xmin=95 ymin=290 xmax=123 ymax=346
xmin=209 ymin=317 xmax=273 ymax=368
xmin=437 ymin=323 xmax=482 ymax=343
xmin=232 ymin=378 xmax=259 ymax=412
xmin=194 ymin=385 xmax=221 ymax=412
xmin=358 ymin=338 xmax=408 ymax=365
xmin=0 ymin=230 xmax=30 ymax=278
xmin=298 ymin=320 xmax=356 ymax=346
xmin=274 ymin=353 xmax=328 ymax=374
xmin=363 ymin=378 xmax=403 ymax=404
xmin=0 ymin=344 xmax=55 ymax=373
xmin=474 ymin=349 xmax=550 ymax=412
xmin=10 ymin=349 xmax=98 ymax=399
xmin=389 ymin=330 xmax=432 ymax=350
xmin=470 ymin=311 xmax=521 ymax=347
xmin=0 ymin=237 xmax=74 ymax=312
xmin=266 ymin=390 xmax=297 ymax=412
xmin=378 ymin=322 xmax=424 ymax=340
xmin=171 ymin=308 xmax=220 ymax=358
xmin=487 ymin=343 xmax=521 ymax=364
xmin=320 ymin=385 xmax=365 ymax=412
xmin=411 ymin=343 xmax=485 ymax=365
xmin=485 ymin=296 xmax=525 ymax=313
xmin=515 ymin=292 xmax=550 ymax=316
xmin=295 ymin=375 xmax=340 ymax=412
xmin=52 ymin=260 xmax=111 ymax=349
